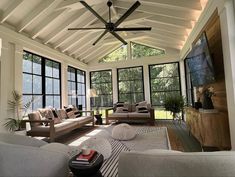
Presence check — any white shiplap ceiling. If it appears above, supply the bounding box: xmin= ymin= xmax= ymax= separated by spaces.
xmin=0 ymin=0 xmax=208 ymax=64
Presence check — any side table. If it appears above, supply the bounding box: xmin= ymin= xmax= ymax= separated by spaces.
xmin=94 ymin=114 xmax=103 ymax=125
xmin=69 ymin=153 xmax=104 ymax=177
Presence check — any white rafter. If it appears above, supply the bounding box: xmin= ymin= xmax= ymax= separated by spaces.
xmin=43 ymin=8 xmax=87 ymax=44
xmin=31 ymin=9 xmax=69 ymax=39
xmin=1 ymin=0 xmax=24 ymax=23
xmin=17 ymin=0 xmax=63 ymax=32
xmin=114 ymin=1 xmax=198 ymax=21
xmin=123 ymin=0 xmax=202 ymax=11
xmin=83 ymin=44 xmax=119 ymax=63
xmin=59 ymin=6 xmax=108 ymax=52
xmin=69 ymin=32 xmax=101 ymax=56
xmin=56 ymin=0 xmax=104 ymax=11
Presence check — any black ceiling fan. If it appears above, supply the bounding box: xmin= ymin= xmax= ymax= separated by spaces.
xmin=68 ymin=0 xmax=151 ymax=45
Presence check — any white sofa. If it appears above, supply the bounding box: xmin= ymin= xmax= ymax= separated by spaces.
xmin=118 ymin=149 xmax=235 ymax=177
xmin=0 ymin=133 xmax=70 ymax=177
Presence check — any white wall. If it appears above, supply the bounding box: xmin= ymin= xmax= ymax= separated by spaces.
xmin=0 ymin=25 xmax=88 ymax=132
xmin=219 ymin=0 xmax=235 ymax=150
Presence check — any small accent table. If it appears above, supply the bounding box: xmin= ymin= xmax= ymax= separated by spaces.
xmin=95 ymin=114 xmax=103 ymax=125
xmin=69 ymin=153 xmax=104 ymax=177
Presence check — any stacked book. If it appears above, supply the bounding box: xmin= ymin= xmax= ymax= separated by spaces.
xmin=72 ymin=150 xmax=100 ymax=166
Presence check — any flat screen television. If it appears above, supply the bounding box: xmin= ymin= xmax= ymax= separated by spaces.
xmin=186 ymin=32 xmax=215 ymax=86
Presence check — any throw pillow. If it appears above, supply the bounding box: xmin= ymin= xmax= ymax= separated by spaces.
xmin=136 ymin=106 xmax=149 ymax=113
xmin=115 ymin=107 xmax=129 ymax=113
xmin=51 ymin=108 xmax=62 ymax=124
xmin=56 ymin=109 xmax=68 ymax=120
xmin=28 ymin=111 xmax=43 ymax=127
xmin=137 ymin=101 xmax=148 ymax=107
xmin=65 ymin=106 xmax=75 ymax=118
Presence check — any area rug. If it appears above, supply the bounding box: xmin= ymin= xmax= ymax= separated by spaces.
xmin=66 ymin=125 xmax=171 ymax=177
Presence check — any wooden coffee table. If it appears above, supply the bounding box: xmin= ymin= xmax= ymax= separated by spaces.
xmin=69 ymin=153 xmax=104 ymax=177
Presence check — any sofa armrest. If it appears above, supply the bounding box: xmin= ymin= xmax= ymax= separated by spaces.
xmin=22 ymin=119 xmax=55 ymax=141
xmin=105 ymin=108 xmax=113 ymax=117
xmin=77 ymin=110 xmax=94 ymax=116
xmin=0 ymin=143 xmax=70 ymax=177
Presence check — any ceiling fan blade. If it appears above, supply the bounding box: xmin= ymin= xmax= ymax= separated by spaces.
xmin=110 ymin=31 xmax=127 ymax=45
xmin=114 ymin=1 xmax=140 ymax=27
xmin=115 ymin=27 xmax=152 ymax=31
xmin=80 ymin=1 xmax=107 ymax=25
xmin=93 ymin=30 xmax=108 ymax=45
xmin=68 ymin=27 xmax=105 ymax=30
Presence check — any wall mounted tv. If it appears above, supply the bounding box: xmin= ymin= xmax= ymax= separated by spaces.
xmin=186 ymin=32 xmax=215 ymax=87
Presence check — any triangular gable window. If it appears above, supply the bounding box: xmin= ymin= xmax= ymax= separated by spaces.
xmin=99 ymin=45 xmax=127 ymax=63
xmin=131 ymin=42 xmax=165 ymax=59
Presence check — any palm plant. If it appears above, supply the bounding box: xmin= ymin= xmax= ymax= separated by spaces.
xmin=4 ymin=90 xmax=34 ymax=131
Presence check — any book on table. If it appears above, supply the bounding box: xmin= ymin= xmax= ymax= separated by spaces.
xmin=72 ymin=150 xmax=100 ymax=165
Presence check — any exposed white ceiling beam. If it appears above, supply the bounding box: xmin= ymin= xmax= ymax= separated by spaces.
xmin=147 ymin=30 xmax=186 ymax=41
xmin=80 ymin=45 xmax=104 ymax=61
xmin=62 ymin=31 xmax=98 ymax=52
xmin=68 ymin=32 xmax=101 ymax=56
xmin=145 ymin=15 xmax=192 ymax=29
xmin=1 ymin=0 xmax=24 ymax=23
xmin=125 ymin=0 xmax=202 ymax=11
xmin=56 ymin=0 xmax=104 ymax=11
xmin=136 ymin=22 xmax=187 ymax=35
xmin=140 ymin=38 xmax=182 ymax=50
xmin=84 ymin=44 xmax=118 ymax=63
xmin=145 ymin=33 xmax=184 ymax=44
xmin=114 ymin=1 xmax=197 ymax=21
xmin=43 ymin=8 xmax=87 ymax=44
xmin=17 ymin=0 xmax=63 ymax=32
xmin=99 ymin=33 xmax=147 ymax=45
xmin=146 ymin=31 xmax=185 ymax=42
xmin=31 ymin=9 xmax=68 ymax=39
xmin=59 ymin=6 xmax=108 ymax=52
xmin=146 ymin=36 xmax=184 ymax=46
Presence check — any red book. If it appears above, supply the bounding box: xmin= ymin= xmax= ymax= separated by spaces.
xmin=76 ymin=150 xmax=97 ymax=162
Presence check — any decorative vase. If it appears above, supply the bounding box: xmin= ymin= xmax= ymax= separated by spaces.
xmin=202 ymin=95 xmax=214 ymax=109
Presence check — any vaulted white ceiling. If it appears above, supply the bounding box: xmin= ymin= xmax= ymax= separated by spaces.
xmin=0 ymin=0 xmax=208 ymax=64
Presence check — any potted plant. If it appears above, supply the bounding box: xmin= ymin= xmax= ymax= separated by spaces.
xmin=4 ymin=90 xmax=34 ymax=131
xmin=163 ymin=94 xmax=185 ymax=121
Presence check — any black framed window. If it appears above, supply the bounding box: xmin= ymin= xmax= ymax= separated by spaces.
xmin=90 ymin=70 xmax=113 ymax=108
xmin=149 ymin=62 xmax=181 ymax=119
xmin=67 ymin=66 xmax=86 ymax=109
xmin=184 ymin=59 xmax=194 ymax=106
xmin=22 ymin=51 xmax=61 ymax=110
xmin=118 ymin=66 xmax=144 ymax=103
xmin=45 ymin=60 xmax=61 ymax=108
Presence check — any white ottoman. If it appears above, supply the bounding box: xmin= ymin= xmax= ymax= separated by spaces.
xmin=112 ymin=123 xmax=136 ymax=140
xmin=79 ymin=137 xmax=112 ymax=160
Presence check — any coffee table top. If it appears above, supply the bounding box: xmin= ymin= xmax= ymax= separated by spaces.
xmin=69 ymin=153 xmax=104 ymax=177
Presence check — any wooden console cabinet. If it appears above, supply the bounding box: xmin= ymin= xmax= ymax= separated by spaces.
xmin=185 ymin=107 xmax=231 ymax=150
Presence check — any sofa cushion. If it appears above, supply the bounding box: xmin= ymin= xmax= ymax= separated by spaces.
xmin=136 ymin=101 xmax=147 ymax=107
xmin=57 ymin=109 xmax=68 ymax=120
xmin=108 ymin=113 xmax=129 ymax=118
xmin=38 ymin=108 xmax=55 ymax=120
xmin=28 ymin=111 xmax=43 ymax=127
xmin=115 ymin=107 xmax=129 ymax=113
xmin=112 ymin=123 xmax=136 ymax=140
xmin=128 ymin=112 xmax=150 ymax=118
xmin=136 ymin=106 xmax=149 ymax=113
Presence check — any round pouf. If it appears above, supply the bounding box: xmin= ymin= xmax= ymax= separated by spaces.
xmin=112 ymin=123 xmax=136 ymax=140
xmin=79 ymin=137 xmax=112 ymax=160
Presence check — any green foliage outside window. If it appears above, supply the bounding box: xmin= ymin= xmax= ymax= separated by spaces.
xmin=99 ymin=45 xmax=127 ymax=63
xmin=99 ymin=42 xmax=165 ymax=63
xmin=118 ymin=66 xmax=144 ymax=104
xmin=90 ymin=70 xmax=113 ymax=107
xmin=131 ymin=42 xmax=165 ymax=59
